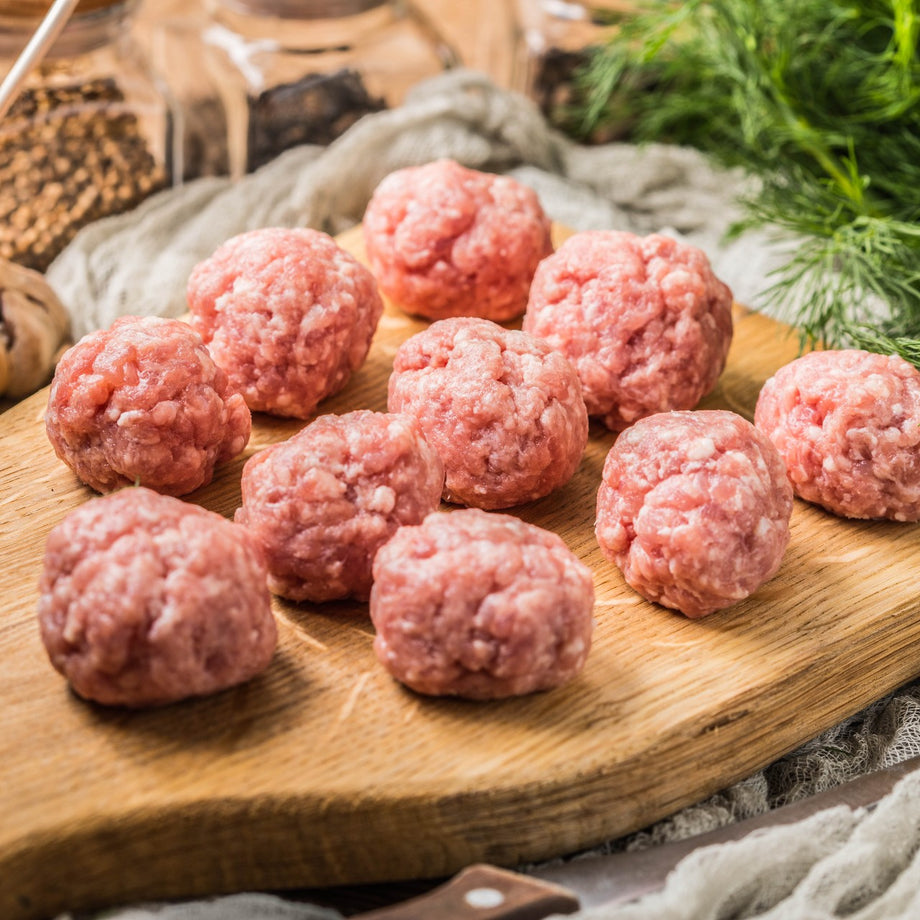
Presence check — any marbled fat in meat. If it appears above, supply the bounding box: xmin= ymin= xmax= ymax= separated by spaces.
xmin=387 ymin=316 xmax=588 ymax=509
xmin=595 ymin=409 xmax=793 ymax=618
xmin=524 ymin=230 xmax=733 ymax=431
xmin=370 ymin=508 xmax=595 ymax=699
xmin=235 ymin=410 xmax=444 ymax=602
xmin=45 ymin=315 xmax=250 ymax=496
xmin=363 ymin=158 xmax=553 ymax=321
xmin=37 ymin=487 xmax=276 ymax=707
xmin=755 ymin=349 xmax=920 ymax=520
xmin=187 ymin=227 xmax=383 ymax=419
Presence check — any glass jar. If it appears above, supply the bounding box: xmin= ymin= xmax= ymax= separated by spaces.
xmin=159 ymin=0 xmax=459 ymax=181
xmin=0 ymin=0 xmax=176 ymax=272
xmin=512 ymin=0 xmax=634 ymax=143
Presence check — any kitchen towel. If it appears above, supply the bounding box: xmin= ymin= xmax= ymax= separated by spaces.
xmin=45 ymin=69 xmax=920 ymax=920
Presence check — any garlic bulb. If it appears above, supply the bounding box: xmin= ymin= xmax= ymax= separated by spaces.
xmin=0 ymin=258 xmax=71 ymax=400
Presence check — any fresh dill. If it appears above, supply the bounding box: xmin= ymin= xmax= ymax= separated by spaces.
xmin=574 ymin=0 xmax=920 ymax=362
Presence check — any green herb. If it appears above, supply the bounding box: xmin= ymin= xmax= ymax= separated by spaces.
xmin=575 ymin=0 xmax=920 ymax=361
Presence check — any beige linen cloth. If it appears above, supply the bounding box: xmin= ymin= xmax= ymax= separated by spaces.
xmin=47 ymin=70 xmax=920 ymax=920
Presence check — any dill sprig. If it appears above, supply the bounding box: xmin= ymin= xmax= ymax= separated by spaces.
xmin=576 ymin=0 xmax=920 ymax=363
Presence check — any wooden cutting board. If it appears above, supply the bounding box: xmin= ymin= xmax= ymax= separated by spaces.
xmin=3 ymin=224 xmax=920 ymax=920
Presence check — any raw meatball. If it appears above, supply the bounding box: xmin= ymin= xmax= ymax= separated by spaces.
xmin=370 ymin=508 xmax=594 ymax=699
xmin=388 ymin=317 xmax=588 ymax=509
xmin=595 ymin=410 xmax=793 ymax=618
xmin=523 ymin=230 xmax=733 ymax=431
xmin=45 ymin=315 xmax=250 ymax=496
xmin=187 ymin=227 xmax=384 ymax=419
xmin=37 ymin=487 xmax=276 ymax=707
xmin=235 ymin=410 xmax=444 ymax=602
xmin=754 ymin=349 xmax=920 ymax=520
xmin=362 ymin=158 xmax=553 ymax=321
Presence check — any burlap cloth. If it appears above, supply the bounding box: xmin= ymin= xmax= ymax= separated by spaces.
xmin=47 ymin=70 xmax=920 ymax=920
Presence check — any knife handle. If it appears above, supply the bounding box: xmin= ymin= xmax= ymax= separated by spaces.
xmin=353 ymin=864 xmax=579 ymax=920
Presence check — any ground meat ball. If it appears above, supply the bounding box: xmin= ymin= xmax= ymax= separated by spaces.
xmin=37 ymin=487 xmax=276 ymax=707
xmin=362 ymin=159 xmax=553 ymax=321
xmin=387 ymin=317 xmax=588 ymax=509
xmin=370 ymin=509 xmax=594 ymax=699
xmin=45 ymin=315 xmax=251 ymax=496
xmin=523 ymin=230 xmax=734 ymax=431
xmin=235 ymin=410 xmax=444 ymax=602
xmin=186 ymin=227 xmax=384 ymax=418
xmin=754 ymin=349 xmax=920 ymax=520
xmin=595 ymin=410 xmax=793 ymax=618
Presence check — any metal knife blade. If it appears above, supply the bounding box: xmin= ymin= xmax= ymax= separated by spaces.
xmin=351 ymin=754 xmax=920 ymax=919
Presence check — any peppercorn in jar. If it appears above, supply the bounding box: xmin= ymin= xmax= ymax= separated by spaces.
xmin=0 ymin=0 xmax=176 ymax=272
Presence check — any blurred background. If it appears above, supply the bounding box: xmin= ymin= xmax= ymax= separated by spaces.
xmin=0 ymin=0 xmax=631 ymax=270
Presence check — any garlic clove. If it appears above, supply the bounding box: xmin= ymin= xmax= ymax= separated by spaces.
xmin=0 ymin=257 xmax=71 ymax=400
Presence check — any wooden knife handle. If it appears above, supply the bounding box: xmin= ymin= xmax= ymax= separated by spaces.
xmin=353 ymin=864 xmax=580 ymax=920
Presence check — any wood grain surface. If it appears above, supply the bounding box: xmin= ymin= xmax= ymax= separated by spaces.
xmin=3 ymin=225 xmax=920 ymax=920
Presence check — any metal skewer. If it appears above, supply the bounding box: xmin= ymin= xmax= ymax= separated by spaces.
xmin=0 ymin=0 xmax=82 ymax=120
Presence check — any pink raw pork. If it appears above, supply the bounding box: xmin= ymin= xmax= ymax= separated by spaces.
xmin=523 ymin=230 xmax=733 ymax=431
xmin=187 ymin=227 xmax=384 ymax=419
xmin=37 ymin=487 xmax=276 ymax=707
xmin=362 ymin=158 xmax=553 ymax=321
xmin=370 ymin=508 xmax=595 ymax=699
xmin=235 ymin=410 xmax=444 ymax=602
xmin=45 ymin=315 xmax=250 ymax=496
xmin=387 ymin=316 xmax=588 ymax=509
xmin=754 ymin=349 xmax=920 ymax=520
xmin=595 ymin=409 xmax=793 ymax=618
